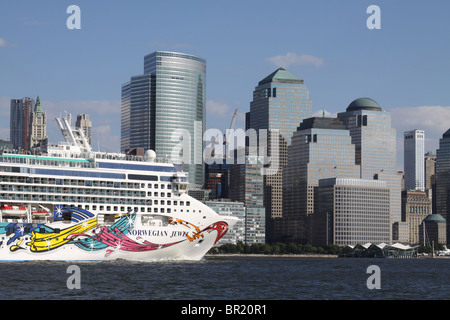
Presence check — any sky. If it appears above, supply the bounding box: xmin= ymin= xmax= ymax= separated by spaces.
xmin=1 ymin=0 xmax=450 ymax=169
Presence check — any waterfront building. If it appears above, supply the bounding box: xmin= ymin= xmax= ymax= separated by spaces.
xmin=401 ymin=190 xmax=432 ymax=244
xmin=10 ymin=97 xmax=34 ymax=150
xmin=404 ymin=129 xmax=425 ymax=191
xmin=76 ymin=114 xmax=92 ymax=146
xmin=229 ymin=154 xmax=266 ymax=244
xmin=246 ymin=67 xmax=312 ymax=242
xmin=205 ymin=200 xmax=246 ymax=245
xmin=337 ymin=98 xmax=402 ymax=242
xmin=419 ymin=214 xmax=446 ymax=245
xmin=121 ymin=51 xmax=206 ymax=187
xmin=314 ymin=178 xmax=390 ymax=246
xmin=435 ymin=129 xmax=450 ymax=242
xmin=28 ymin=96 xmax=48 ymax=151
xmin=282 ymin=117 xmax=361 ymax=243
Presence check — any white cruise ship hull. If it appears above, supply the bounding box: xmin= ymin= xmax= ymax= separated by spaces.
xmin=0 ymin=207 xmax=237 ymax=262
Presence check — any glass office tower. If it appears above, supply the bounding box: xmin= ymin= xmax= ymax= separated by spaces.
xmin=282 ymin=117 xmax=361 ymax=243
xmin=247 ymin=67 xmax=312 ymax=242
xmin=121 ymin=51 xmax=206 ymax=186
xmin=435 ymin=129 xmax=450 ymax=243
xmin=404 ymin=129 xmax=425 ymax=191
xmin=337 ymin=98 xmax=402 ymax=241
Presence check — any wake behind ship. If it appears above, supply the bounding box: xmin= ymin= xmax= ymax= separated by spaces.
xmin=0 ymin=116 xmax=238 ymax=261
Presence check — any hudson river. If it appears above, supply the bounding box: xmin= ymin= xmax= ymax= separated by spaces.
xmin=0 ymin=255 xmax=448 ymax=301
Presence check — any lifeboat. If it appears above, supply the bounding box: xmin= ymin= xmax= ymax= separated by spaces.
xmin=1 ymin=205 xmax=27 ymax=216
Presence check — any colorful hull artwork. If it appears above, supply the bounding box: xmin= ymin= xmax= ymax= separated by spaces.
xmin=0 ymin=206 xmax=229 ymax=261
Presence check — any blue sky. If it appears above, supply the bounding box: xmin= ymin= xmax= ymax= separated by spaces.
xmin=1 ymin=0 xmax=450 ymax=168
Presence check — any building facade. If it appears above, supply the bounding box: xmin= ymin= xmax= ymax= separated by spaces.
xmin=229 ymin=155 xmax=266 ymax=244
xmin=282 ymin=117 xmax=361 ymax=243
xmin=337 ymin=98 xmax=402 ymax=242
xmin=314 ymin=178 xmax=390 ymax=246
xmin=10 ymin=97 xmax=34 ymax=150
xmin=435 ymin=129 xmax=450 ymax=243
xmin=246 ymin=67 xmax=312 ymax=242
xmin=404 ymin=129 xmax=425 ymax=191
xmin=76 ymin=114 xmax=92 ymax=146
xmin=28 ymin=96 xmax=47 ymax=151
xmin=401 ymin=190 xmax=432 ymax=244
xmin=121 ymin=51 xmax=206 ymax=186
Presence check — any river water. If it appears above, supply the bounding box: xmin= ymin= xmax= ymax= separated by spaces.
xmin=0 ymin=255 xmax=448 ymax=301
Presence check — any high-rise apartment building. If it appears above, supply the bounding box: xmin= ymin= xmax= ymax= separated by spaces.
xmin=10 ymin=97 xmax=34 ymax=150
xmin=246 ymin=67 xmax=312 ymax=242
xmin=435 ymin=129 xmax=450 ymax=242
xmin=337 ymin=98 xmax=402 ymax=241
xmin=121 ymin=51 xmax=206 ymax=186
xmin=282 ymin=117 xmax=361 ymax=243
xmin=404 ymin=129 xmax=425 ymax=191
xmin=76 ymin=114 xmax=92 ymax=146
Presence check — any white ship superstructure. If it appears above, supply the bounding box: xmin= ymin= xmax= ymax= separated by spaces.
xmin=0 ymin=116 xmax=238 ymax=261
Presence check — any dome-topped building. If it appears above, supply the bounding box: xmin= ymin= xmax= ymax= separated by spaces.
xmin=346 ymin=97 xmax=382 ymax=112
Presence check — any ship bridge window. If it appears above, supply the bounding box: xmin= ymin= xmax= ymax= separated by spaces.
xmin=128 ymin=174 xmax=158 ymax=181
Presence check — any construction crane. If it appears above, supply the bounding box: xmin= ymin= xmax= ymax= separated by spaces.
xmin=210 ymin=108 xmax=238 ymax=160
xmin=224 ymin=108 xmax=238 ymax=159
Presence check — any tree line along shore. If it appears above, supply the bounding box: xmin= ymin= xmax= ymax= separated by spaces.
xmin=207 ymin=241 xmax=444 ymax=256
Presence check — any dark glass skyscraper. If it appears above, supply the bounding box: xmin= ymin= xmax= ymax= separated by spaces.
xmin=435 ymin=129 xmax=450 ymax=242
xmin=121 ymin=51 xmax=206 ymax=186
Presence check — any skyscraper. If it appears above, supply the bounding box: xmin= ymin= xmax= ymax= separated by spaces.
xmin=404 ymin=129 xmax=425 ymax=191
xmin=282 ymin=117 xmax=361 ymax=243
xmin=29 ymin=96 xmax=47 ymax=150
xmin=435 ymin=129 xmax=450 ymax=242
xmin=246 ymin=67 xmax=312 ymax=242
xmin=10 ymin=97 xmax=34 ymax=150
xmin=121 ymin=51 xmax=206 ymax=186
xmin=338 ymin=98 xmax=402 ymax=241
xmin=229 ymin=155 xmax=266 ymax=244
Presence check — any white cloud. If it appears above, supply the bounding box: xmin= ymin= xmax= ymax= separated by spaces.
xmin=41 ymin=99 xmax=121 ymax=118
xmin=206 ymin=100 xmax=231 ymax=119
xmin=267 ymin=52 xmax=324 ymax=69
xmin=0 ymin=37 xmax=8 ymax=47
xmin=390 ymin=105 xmax=450 ymax=169
xmin=390 ymin=105 xmax=450 ymax=138
xmin=91 ymin=125 xmax=120 ymax=153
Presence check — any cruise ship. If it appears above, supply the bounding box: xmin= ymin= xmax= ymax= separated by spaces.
xmin=0 ymin=116 xmax=238 ymax=261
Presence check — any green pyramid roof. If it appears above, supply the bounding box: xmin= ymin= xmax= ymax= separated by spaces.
xmin=258 ymin=68 xmax=304 ymax=86
xmin=34 ymin=96 xmax=43 ymax=114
